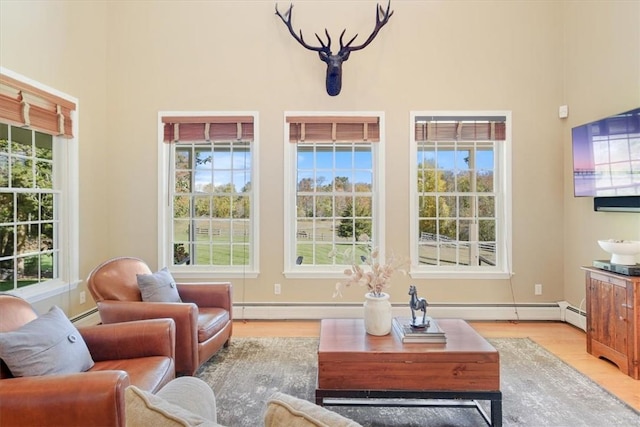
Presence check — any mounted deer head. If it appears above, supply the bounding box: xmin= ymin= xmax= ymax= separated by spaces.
xmin=275 ymin=1 xmax=393 ymax=96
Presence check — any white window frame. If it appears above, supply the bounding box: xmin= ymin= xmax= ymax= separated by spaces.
xmin=157 ymin=111 xmax=259 ymax=279
xmin=283 ymin=111 xmax=386 ymax=279
xmin=1 ymin=67 xmax=80 ymax=303
xmin=409 ymin=111 xmax=512 ymax=279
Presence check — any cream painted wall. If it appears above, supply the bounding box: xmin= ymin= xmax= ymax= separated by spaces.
xmin=1 ymin=0 xmax=636 ymax=317
xmin=562 ymin=1 xmax=640 ymax=309
xmin=0 ymin=0 xmax=110 ymax=317
xmin=105 ymin=0 xmax=565 ymax=307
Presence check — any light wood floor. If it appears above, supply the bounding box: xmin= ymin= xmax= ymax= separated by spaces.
xmin=232 ymin=319 xmax=640 ymax=411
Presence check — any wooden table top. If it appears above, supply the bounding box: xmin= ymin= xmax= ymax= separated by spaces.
xmin=319 ymin=318 xmax=497 ymax=358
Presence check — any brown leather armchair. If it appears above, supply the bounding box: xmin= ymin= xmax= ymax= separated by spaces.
xmin=0 ymin=294 xmax=176 ymax=427
xmin=87 ymin=256 xmax=232 ymax=376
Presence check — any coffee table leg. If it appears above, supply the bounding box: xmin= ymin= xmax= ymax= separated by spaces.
xmin=491 ymin=398 xmax=502 ymax=427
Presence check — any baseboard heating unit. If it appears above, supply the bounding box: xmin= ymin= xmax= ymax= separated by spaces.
xmin=71 ymin=307 xmax=100 ymax=327
xmin=233 ymin=302 xmax=562 ymax=322
xmin=564 ymin=305 xmax=587 ymax=331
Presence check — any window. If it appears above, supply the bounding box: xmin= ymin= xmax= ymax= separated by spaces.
xmin=0 ymin=69 xmax=79 ymax=301
xmin=158 ymin=113 xmax=258 ymax=278
xmin=410 ymin=112 xmax=511 ymax=279
xmin=284 ymin=113 xmax=385 ymax=278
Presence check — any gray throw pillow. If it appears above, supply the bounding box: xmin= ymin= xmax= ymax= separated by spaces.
xmin=0 ymin=305 xmax=95 ymax=377
xmin=137 ymin=267 xmax=182 ymax=303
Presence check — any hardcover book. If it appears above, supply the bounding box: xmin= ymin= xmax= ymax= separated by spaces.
xmin=392 ymin=316 xmax=446 ymax=344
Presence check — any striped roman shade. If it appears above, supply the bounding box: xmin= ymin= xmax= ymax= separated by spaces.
xmin=0 ymin=72 xmax=76 ymax=138
xmin=287 ymin=116 xmax=380 ymax=143
xmin=162 ymin=116 xmax=254 ymax=142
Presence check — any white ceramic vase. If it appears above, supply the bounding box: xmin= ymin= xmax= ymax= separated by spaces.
xmin=363 ymin=292 xmax=392 ymax=336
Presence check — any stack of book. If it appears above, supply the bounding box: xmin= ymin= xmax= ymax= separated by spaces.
xmin=392 ymin=316 xmax=446 ymax=344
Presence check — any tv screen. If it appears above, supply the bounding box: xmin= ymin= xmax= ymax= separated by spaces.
xmin=572 ymin=107 xmax=640 ymax=197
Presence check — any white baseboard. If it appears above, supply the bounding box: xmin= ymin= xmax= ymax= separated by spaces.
xmin=233 ymin=303 xmax=562 ymax=321
xmin=74 ymin=302 xmax=583 ymax=328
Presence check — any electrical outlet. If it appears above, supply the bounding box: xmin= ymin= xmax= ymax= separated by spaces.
xmin=79 ymin=291 xmax=86 ymax=304
xmin=534 ymin=284 xmax=542 ymax=295
xmin=274 ymin=283 xmax=281 ymax=295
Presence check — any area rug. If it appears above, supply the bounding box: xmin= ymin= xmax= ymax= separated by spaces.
xmin=196 ymin=337 xmax=640 ymax=427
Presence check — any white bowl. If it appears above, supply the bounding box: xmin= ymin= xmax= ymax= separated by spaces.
xmin=598 ymin=239 xmax=640 ymax=265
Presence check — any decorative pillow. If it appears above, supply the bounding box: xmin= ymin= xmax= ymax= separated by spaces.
xmin=0 ymin=305 xmax=94 ymax=377
xmin=137 ymin=267 xmax=182 ymax=303
xmin=126 ymin=384 xmax=221 ymax=427
xmin=264 ymin=392 xmax=363 ymax=427
xmin=156 ymin=377 xmax=218 ymax=423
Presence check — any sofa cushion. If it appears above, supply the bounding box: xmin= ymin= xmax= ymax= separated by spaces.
xmin=137 ymin=267 xmax=182 ymax=303
xmin=0 ymin=305 xmax=94 ymax=377
xmin=264 ymin=392 xmax=363 ymax=427
xmin=126 ymin=382 xmax=222 ymax=427
xmin=197 ymin=308 xmax=229 ymax=342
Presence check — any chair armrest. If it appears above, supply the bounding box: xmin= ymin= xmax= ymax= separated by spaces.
xmin=97 ymin=300 xmax=198 ymax=374
xmin=177 ymin=282 xmax=232 ymax=313
xmin=0 ymin=371 xmax=130 ymax=427
xmin=79 ymin=318 xmax=175 ymax=361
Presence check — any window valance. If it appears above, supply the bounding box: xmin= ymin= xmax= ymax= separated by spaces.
xmin=0 ymin=73 xmax=76 ymax=138
xmin=162 ymin=116 xmax=254 ymax=142
xmin=415 ymin=117 xmax=506 ymax=142
xmin=287 ymin=116 xmax=380 ymax=143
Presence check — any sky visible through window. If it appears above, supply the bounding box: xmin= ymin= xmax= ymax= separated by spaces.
xmin=189 ymin=145 xmax=493 ymax=191
xmin=420 ymin=147 xmax=494 ymax=172
xmin=297 ymin=147 xmax=373 ymax=186
xmin=193 ymin=148 xmax=251 ymax=191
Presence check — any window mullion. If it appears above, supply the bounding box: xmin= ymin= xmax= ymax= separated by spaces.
xmin=412 ymin=112 xmax=509 ymax=276
xmin=164 ymin=116 xmax=256 ymax=273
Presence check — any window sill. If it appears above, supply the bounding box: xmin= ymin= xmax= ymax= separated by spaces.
xmin=8 ymin=279 xmax=81 ymax=304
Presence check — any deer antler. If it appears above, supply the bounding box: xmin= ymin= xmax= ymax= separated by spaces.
xmin=275 ymin=4 xmax=332 ymax=54
xmin=338 ymin=1 xmax=394 ymax=54
xmin=275 ymin=2 xmax=393 ymax=56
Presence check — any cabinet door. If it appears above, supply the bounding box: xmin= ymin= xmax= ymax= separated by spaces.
xmin=590 ymin=278 xmax=612 ymax=346
xmin=612 ymin=283 xmax=629 ymax=356
xmin=587 ymin=275 xmax=598 ymax=345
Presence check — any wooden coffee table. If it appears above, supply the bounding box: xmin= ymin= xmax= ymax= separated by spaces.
xmin=316 ymin=318 xmax=502 ymax=427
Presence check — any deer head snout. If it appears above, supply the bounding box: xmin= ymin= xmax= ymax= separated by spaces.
xmin=323 ymin=55 xmax=345 ymax=96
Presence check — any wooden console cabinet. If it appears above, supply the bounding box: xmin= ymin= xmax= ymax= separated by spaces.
xmin=582 ymin=267 xmax=640 ymax=379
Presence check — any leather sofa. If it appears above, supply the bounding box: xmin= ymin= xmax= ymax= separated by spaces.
xmin=0 ymin=294 xmax=176 ymax=427
xmin=87 ymin=256 xmax=233 ymax=376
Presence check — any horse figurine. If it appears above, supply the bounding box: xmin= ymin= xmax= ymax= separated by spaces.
xmin=408 ymin=285 xmax=429 ymax=328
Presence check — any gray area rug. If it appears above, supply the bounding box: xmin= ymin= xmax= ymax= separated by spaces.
xmin=196 ymin=337 xmax=640 ymax=427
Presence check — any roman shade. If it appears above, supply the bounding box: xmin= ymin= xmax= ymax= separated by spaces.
xmin=0 ymin=72 xmax=76 ymax=138
xmin=415 ymin=116 xmax=506 ymax=142
xmin=287 ymin=116 xmax=380 ymax=143
xmin=162 ymin=116 xmax=254 ymax=143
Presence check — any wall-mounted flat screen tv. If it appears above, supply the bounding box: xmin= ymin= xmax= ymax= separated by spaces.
xmin=572 ymin=107 xmax=640 ymax=197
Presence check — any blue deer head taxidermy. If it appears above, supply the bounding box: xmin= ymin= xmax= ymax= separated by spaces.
xmin=275 ymin=1 xmax=393 ymax=96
